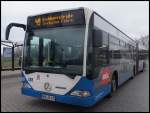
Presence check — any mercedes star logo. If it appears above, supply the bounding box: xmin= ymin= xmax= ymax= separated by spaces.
xmin=44 ymin=82 xmax=52 ymax=91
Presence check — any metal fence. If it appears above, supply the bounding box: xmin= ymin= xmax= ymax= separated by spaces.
xmin=1 ymin=40 xmax=23 ymax=71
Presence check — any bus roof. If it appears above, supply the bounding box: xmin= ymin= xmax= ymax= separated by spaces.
xmin=28 ymin=7 xmax=85 ymax=17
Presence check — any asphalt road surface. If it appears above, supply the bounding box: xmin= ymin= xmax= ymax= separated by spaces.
xmin=1 ymin=63 xmax=149 ymax=112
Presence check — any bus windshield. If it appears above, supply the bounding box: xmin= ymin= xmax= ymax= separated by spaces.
xmin=23 ymin=26 xmax=85 ymax=75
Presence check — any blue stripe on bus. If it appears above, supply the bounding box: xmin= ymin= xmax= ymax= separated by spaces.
xmin=21 ymin=73 xmax=111 ymax=107
xmin=20 ymin=69 xmax=135 ymax=106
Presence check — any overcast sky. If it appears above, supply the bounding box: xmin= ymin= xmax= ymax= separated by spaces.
xmin=1 ymin=1 xmax=149 ymax=42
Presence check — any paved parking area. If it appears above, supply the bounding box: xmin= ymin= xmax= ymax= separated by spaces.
xmin=1 ymin=70 xmax=21 ymax=79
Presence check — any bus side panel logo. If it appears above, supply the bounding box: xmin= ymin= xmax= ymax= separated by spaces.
xmin=44 ymin=82 xmax=52 ymax=91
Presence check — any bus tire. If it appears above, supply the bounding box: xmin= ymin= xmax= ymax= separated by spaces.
xmin=131 ymin=66 xmax=136 ymax=79
xmin=107 ymin=74 xmax=117 ymax=98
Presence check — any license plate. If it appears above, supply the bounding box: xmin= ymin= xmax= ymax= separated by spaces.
xmin=42 ymin=94 xmax=55 ymax=101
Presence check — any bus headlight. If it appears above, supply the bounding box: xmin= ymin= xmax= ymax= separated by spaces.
xmin=70 ymin=90 xmax=91 ymax=97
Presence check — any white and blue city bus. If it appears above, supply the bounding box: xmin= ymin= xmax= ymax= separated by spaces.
xmin=5 ymin=7 xmax=147 ymax=107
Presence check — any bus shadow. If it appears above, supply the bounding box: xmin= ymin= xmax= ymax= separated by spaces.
xmin=27 ymin=99 xmax=88 ymax=112
xmin=26 ymin=95 xmax=111 ymax=112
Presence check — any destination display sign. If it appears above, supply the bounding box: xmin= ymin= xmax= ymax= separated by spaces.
xmin=27 ymin=9 xmax=85 ymax=29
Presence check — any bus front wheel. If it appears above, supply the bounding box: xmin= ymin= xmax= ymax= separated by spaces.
xmin=111 ymin=75 xmax=117 ymax=93
xmin=107 ymin=75 xmax=117 ymax=98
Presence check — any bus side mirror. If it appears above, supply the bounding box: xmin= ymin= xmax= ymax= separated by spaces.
xmin=6 ymin=23 xmax=26 ymax=40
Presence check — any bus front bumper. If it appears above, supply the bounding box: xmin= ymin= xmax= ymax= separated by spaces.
xmin=21 ymin=87 xmax=110 ymax=107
